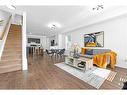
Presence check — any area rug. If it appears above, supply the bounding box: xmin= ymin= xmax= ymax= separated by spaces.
xmin=55 ymin=62 xmax=117 ymax=89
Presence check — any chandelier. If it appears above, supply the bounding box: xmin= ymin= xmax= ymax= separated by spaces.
xmin=48 ymin=22 xmax=61 ymax=32
xmin=92 ymin=5 xmax=104 ymax=11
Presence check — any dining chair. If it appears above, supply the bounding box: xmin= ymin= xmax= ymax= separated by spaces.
xmin=46 ymin=49 xmax=53 ymax=57
xmin=57 ymin=49 xmax=65 ymax=57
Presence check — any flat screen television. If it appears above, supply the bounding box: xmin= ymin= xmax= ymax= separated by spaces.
xmin=84 ymin=31 xmax=104 ymax=47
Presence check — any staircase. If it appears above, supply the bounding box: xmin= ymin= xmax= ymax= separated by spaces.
xmin=0 ymin=24 xmax=22 ymax=74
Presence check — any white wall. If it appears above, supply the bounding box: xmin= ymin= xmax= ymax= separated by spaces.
xmin=48 ymin=34 xmax=58 ymax=47
xmin=47 ymin=33 xmax=65 ymax=49
xmin=27 ymin=35 xmax=47 ymax=49
xmin=12 ymin=14 xmax=23 ymax=25
xmin=46 ymin=37 xmax=50 ymax=49
xmin=63 ymin=14 xmax=127 ymax=69
xmin=58 ymin=34 xmax=62 ymax=49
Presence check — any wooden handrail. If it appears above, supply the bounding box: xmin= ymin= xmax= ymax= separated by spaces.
xmin=0 ymin=15 xmax=12 ymax=40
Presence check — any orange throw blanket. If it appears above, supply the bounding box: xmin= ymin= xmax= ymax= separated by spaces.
xmin=106 ymin=52 xmax=117 ymax=69
xmin=93 ymin=53 xmax=107 ymax=68
xmin=93 ymin=51 xmax=117 ymax=69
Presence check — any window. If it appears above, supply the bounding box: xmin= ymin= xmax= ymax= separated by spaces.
xmin=65 ymin=35 xmax=71 ymax=50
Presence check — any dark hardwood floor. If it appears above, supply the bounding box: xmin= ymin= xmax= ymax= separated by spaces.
xmin=0 ymin=53 xmax=126 ymax=89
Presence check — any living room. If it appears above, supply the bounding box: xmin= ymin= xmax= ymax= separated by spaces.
xmin=0 ymin=0 xmax=127 ymax=95
xmin=16 ymin=6 xmax=127 ymax=89
xmin=0 ymin=1 xmax=127 ymax=93
xmin=55 ymin=6 xmax=127 ymax=89
xmin=61 ymin=6 xmax=127 ymax=69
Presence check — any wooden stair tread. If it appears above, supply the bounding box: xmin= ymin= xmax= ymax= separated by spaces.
xmin=4 ymin=44 xmax=22 ymax=47
xmin=3 ymin=49 xmax=21 ymax=51
xmin=3 ymin=53 xmax=22 ymax=56
xmin=1 ymin=54 xmax=22 ymax=59
xmin=1 ymin=58 xmax=22 ymax=61
xmin=0 ymin=59 xmax=22 ymax=64
xmin=3 ymin=46 xmax=22 ymax=49
xmin=3 ymin=51 xmax=22 ymax=55
xmin=0 ymin=65 xmax=21 ymax=74
xmin=0 ymin=59 xmax=22 ymax=63
xmin=0 ymin=63 xmax=21 ymax=67
xmin=3 ymin=49 xmax=22 ymax=53
xmin=5 ymin=42 xmax=21 ymax=44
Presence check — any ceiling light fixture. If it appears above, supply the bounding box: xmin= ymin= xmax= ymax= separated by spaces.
xmin=92 ymin=5 xmax=104 ymax=11
xmin=6 ymin=5 xmax=16 ymax=10
xmin=48 ymin=22 xmax=61 ymax=32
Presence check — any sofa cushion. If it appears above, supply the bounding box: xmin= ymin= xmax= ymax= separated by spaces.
xmin=93 ymin=49 xmax=111 ymax=55
xmin=85 ymin=49 xmax=111 ymax=55
xmin=86 ymin=49 xmax=93 ymax=55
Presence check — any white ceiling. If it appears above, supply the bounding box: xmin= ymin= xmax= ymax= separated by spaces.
xmin=14 ymin=6 xmax=103 ymax=36
xmin=13 ymin=6 xmax=127 ymax=36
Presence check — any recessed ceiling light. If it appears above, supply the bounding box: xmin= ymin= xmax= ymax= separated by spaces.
xmin=6 ymin=5 xmax=16 ymax=10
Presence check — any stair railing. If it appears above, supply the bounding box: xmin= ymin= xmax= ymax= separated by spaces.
xmin=0 ymin=15 xmax=12 ymax=60
xmin=0 ymin=15 xmax=12 ymax=40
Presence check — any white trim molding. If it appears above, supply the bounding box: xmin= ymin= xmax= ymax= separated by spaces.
xmin=22 ymin=12 xmax=28 ymax=70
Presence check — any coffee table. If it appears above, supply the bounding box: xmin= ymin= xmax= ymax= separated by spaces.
xmin=65 ymin=56 xmax=93 ymax=71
